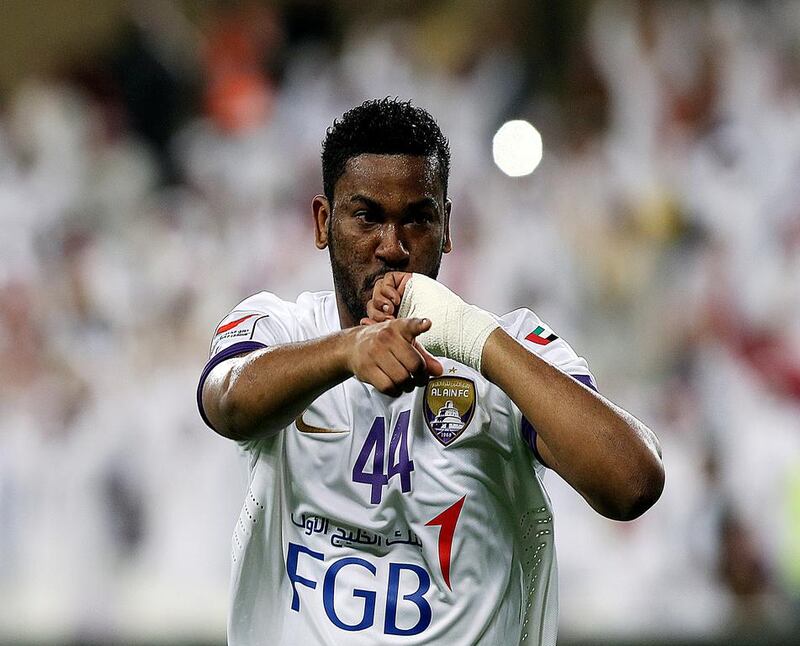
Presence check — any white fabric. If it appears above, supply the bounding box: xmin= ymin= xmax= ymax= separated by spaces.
xmin=205 ymin=290 xmax=595 ymax=646
xmin=396 ymin=274 xmax=500 ymax=372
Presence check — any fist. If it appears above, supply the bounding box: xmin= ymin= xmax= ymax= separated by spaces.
xmin=349 ymin=316 xmax=443 ymax=396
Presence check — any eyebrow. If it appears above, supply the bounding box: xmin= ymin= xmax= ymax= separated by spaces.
xmin=350 ymin=194 xmax=383 ymax=210
xmin=407 ymin=197 xmax=440 ymax=213
xmin=349 ymin=194 xmax=440 ymax=213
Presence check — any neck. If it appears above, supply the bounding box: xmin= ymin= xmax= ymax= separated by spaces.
xmin=335 ymin=293 xmax=358 ymax=329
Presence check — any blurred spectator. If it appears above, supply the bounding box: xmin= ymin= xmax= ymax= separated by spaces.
xmin=1 ymin=0 xmax=799 ymax=642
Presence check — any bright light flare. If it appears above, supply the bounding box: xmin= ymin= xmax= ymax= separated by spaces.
xmin=492 ymin=120 xmax=543 ymax=177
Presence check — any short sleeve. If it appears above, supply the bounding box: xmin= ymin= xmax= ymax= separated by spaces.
xmin=499 ymin=308 xmax=598 ymax=468
xmin=197 ymin=292 xmax=296 ymax=430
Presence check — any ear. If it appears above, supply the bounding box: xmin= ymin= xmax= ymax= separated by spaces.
xmin=442 ymin=199 xmax=453 ymax=253
xmin=312 ymin=195 xmax=331 ymax=249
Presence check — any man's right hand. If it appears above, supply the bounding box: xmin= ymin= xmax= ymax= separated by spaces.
xmin=203 ymin=305 xmax=443 ymax=442
xmin=347 ymin=318 xmax=443 ymax=396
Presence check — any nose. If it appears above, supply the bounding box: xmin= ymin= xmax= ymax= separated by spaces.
xmin=375 ymin=223 xmax=410 ymax=267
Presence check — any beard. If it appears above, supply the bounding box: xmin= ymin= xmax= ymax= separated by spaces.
xmin=328 ymin=224 xmax=443 ymax=327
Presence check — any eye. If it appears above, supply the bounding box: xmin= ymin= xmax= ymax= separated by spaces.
xmin=408 ymin=212 xmax=434 ymax=226
xmin=355 ymin=210 xmax=380 ymax=224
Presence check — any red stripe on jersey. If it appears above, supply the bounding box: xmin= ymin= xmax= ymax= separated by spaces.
xmin=425 ymin=495 xmax=466 ymax=591
xmin=216 ymin=314 xmax=257 ymax=335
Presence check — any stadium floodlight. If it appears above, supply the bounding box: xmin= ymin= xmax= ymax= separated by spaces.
xmin=492 ymin=120 xmax=543 ymax=177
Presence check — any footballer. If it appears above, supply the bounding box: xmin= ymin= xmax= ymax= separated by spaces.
xmin=198 ymin=98 xmax=664 ymax=645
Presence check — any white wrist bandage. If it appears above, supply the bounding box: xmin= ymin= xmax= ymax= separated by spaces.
xmin=397 ymin=274 xmax=499 ymax=372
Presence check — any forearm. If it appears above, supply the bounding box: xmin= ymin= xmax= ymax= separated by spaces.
xmin=376 ymin=272 xmax=664 ymax=519
xmin=481 ymin=328 xmax=664 ymax=520
xmin=203 ymin=330 xmax=354 ymax=441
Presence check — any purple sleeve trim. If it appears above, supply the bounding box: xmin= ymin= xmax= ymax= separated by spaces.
xmin=521 ymin=373 xmax=597 ymax=468
xmin=521 ymin=417 xmax=547 ymax=466
xmin=572 ymin=373 xmax=597 ymax=391
xmin=196 ymin=341 xmax=268 ymax=430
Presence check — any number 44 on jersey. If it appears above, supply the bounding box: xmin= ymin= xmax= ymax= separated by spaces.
xmin=352 ymin=411 xmax=414 ymax=504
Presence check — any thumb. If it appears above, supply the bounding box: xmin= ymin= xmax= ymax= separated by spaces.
xmin=399 ymin=317 xmax=432 ymax=342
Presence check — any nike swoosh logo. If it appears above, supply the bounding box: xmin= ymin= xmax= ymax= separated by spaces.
xmin=295 ymin=412 xmax=349 ymax=434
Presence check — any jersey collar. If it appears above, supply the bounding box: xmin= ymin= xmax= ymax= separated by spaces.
xmin=322 ymin=291 xmax=342 ymax=334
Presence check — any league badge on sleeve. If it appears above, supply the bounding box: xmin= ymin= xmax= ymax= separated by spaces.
xmin=423 ymin=377 xmax=476 ymax=446
xmin=210 ymin=311 xmax=265 ymax=355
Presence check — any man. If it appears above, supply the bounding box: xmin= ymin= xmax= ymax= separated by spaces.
xmin=197 ymin=98 xmax=664 ymax=645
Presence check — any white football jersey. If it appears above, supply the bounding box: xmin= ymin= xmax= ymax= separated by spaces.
xmin=197 ymin=290 xmax=596 ymax=646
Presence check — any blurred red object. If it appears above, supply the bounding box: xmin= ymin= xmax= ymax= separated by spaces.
xmin=203 ymin=3 xmax=281 ymax=133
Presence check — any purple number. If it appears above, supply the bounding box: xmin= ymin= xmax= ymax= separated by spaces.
xmin=353 ymin=412 xmax=415 ymax=505
xmin=352 ymin=417 xmax=388 ymax=504
xmin=387 ymin=410 xmax=414 ymax=494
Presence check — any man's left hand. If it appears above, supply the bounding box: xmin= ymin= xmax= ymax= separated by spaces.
xmin=361 ymin=271 xmax=411 ymax=325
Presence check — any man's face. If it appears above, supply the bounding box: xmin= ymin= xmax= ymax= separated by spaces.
xmin=313 ymin=154 xmax=452 ymax=327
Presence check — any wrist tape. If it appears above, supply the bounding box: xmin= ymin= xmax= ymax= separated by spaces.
xmin=397 ymin=274 xmax=499 ymax=372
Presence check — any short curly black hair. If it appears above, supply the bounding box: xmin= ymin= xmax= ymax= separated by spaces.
xmin=321 ymin=98 xmax=451 ymax=203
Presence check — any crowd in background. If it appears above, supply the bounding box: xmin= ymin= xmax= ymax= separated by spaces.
xmin=1 ymin=0 xmax=800 ymax=641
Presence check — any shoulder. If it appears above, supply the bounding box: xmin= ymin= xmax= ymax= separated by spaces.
xmin=213 ymin=290 xmax=335 ymax=346
xmin=295 ymin=290 xmax=335 ymax=314
xmin=498 ymin=308 xmax=595 ymax=385
xmin=497 ymin=307 xmax=561 ymax=349
xmin=208 ymin=291 xmax=303 ymax=357
xmin=222 ymin=290 xmax=333 ymax=325
xmin=231 ymin=291 xmax=299 ymax=319
xmin=242 ymin=289 xmax=334 ymax=313
xmin=497 ymin=307 xmax=546 ymax=335
xmin=497 ymin=307 xmax=563 ymax=359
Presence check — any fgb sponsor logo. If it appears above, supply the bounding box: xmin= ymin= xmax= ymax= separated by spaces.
xmin=286 ymin=543 xmax=432 ymax=635
xmin=285 ymin=497 xmax=466 ymax=635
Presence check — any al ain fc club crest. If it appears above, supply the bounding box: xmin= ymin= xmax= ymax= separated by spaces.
xmin=423 ymin=377 xmax=476 ymax=446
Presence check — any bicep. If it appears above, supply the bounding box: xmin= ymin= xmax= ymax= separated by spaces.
xmin=200 ymin=350 xmax=263 ymax=438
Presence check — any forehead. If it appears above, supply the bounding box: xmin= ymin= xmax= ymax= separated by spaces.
xmin=334 ymin=154 xmax=443 ymax=205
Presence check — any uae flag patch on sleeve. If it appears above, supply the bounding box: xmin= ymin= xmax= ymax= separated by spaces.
xmin=525 ymin=324 xmax=558 ymax=346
